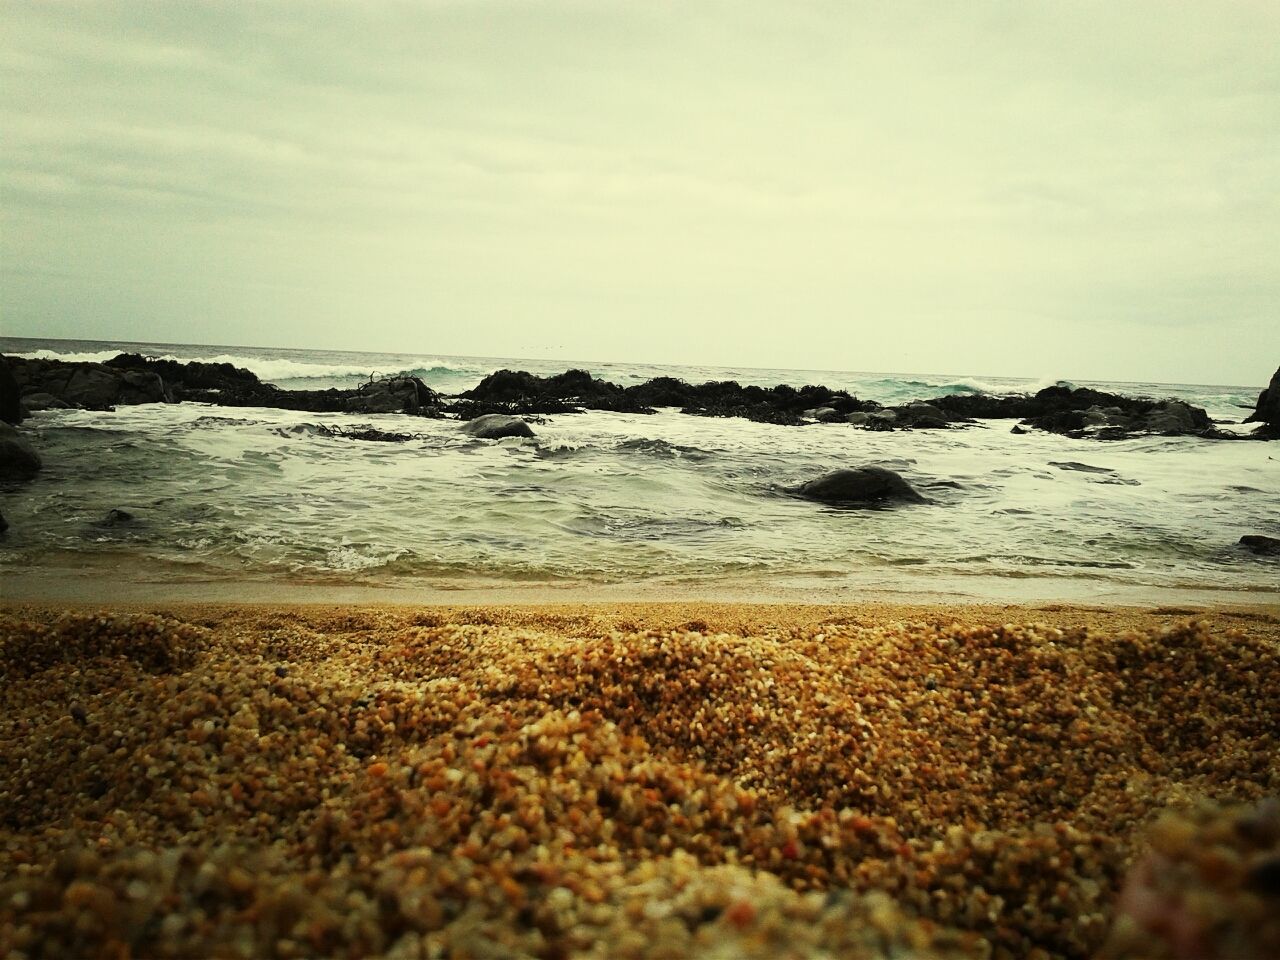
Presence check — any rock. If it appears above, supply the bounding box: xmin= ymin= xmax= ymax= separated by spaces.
xmin=98 ymin=509 xmax=135 ymax=527
xmin=0 ymin=421 xmax=42 ymax=479
xmin=105 ymin=353 xmax=260 ymax=392
xmin=1010 ymin=425 xmax=1027 ymax=435
xmin=1143 ymin=400 xmax=1211 ymax=434
xmin=845 ymin=412 xmax=870 ymax=426
xmin=906 ymin=415 xmax=949 ymax=429
xmin=894 ymin=402 xmax=946 ymax=426
xmin=1245 ymin=365 xmax=1280 ymax=437
xmin=1050 ymin=461 xmax=1116 ymax=475
xmin=345 ymin=378 xmax=438 ymax=415
xmin=803 ymin=406 xmax=838 ymax=421
xmin=117 ymin=369 xmax=171 ymax=405
xmin=60 ymin=367 xmax=125 ymax=409
xmin=789 ymin=467 xmax=928 ymax=507
xmin=462 ymin=414 xmax=536 ymax=439
xmin=1 ymin=356 xmax=23 ymax=425
xmin=0 ymin=509 xmax=7 ymax=534
xmin=20 ymin=392 xmax=70 ymax=411
xmin=1239 ymin=535 xmax=1280 ymax=556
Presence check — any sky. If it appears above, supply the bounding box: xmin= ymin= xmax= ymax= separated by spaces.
xmin=2 ymin=1 xmax=1278 ymax=386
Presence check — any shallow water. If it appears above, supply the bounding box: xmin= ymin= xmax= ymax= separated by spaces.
xmin=2 ymin=338 xmax=1277 ymax=603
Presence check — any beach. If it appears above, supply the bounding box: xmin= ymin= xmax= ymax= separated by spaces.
xmin=3 ymin=600 xmax=1278 ymax=958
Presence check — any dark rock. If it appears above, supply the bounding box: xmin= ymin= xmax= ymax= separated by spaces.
xmin=0 ymin=356 xmax=22 ymax=425
xmin=0 ymin=510 xmax=7 ymax=534
xmin=1024 ymin=410 xmax=1088 ymax=433
xmin=933 ymin=384 xmax=1218 ymax=439
xmin=462 ymin=414 xmax=536 ymax=439
xmin=19 ymin=392 xmax=70 ymax=412
xmin=345 ymin=377 xmax=438 ymax=415
xmin=0 ymin=421 xmax=42 ymax=479
xmin=1239 ymin=535 xmax=1280 ymax=556
xmin=60 ymin=367 xmax=124 ymax=408
xmin=1143 ymin=400 xmax=1211 ymax=434
xmin=789 ymin=467 xmax=928 ymax=507
xmin=105 ymin=352 xmax=260 ymax=392
xmin=99 ymin=509 xmax=134 ymax=526
xmin=7 ymin=356 xmax=172 ymax=410
xmin=1245 ymin=365 xmax=1280 ymax=438
xmin=1010 ymin=425 xmax=1027 ymax=435
xmin=1050 ymin=461 xmax=1116 ymax=475
xmin=892 ymin=401 xmax=949 ymax=428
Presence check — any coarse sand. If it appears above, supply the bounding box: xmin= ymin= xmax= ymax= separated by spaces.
xmin=1 ymin=601 xmax=1278 ymax=959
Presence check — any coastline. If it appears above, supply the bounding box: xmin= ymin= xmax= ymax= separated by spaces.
xmin=5 ymin=565 xmax=1279 ymax=611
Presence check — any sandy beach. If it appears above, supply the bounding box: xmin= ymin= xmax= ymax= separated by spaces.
xmin=3 ymin=600 xmax=1278 ymax=958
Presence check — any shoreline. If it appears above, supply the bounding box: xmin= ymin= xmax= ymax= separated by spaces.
xmin=5 ymin=566 xmax=1279 ymax=611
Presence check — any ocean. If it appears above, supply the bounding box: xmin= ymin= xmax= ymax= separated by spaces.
xmin=3 ymin=336 xmax=1277 ymax=605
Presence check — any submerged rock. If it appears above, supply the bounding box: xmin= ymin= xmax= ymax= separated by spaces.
xmin=789 ymin=467 xmax=928 ymax=506
xmin=1239 ymin=535 xmax=1280 ymax=556
xmin=0 ymin=421 xmax=42 ymax=479
xmin=98 ymin=509 xmax=135 ymax=527
xmin=462 ymin=414 xmax=536 ymax=439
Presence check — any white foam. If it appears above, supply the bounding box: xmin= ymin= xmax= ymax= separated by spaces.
xmin=10 ymin=348 xmax=476 ymax=384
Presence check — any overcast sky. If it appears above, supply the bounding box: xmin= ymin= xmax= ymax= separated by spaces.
xmin=2 ymin=1 xmax=1277 ymax=385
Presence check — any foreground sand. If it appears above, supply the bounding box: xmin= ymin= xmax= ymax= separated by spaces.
xmin=2 ymin=601 xmax=1278 ymax=959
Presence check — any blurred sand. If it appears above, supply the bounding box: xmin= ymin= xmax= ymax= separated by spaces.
xmin=2 ymin=601 xmax=1277 ymax=958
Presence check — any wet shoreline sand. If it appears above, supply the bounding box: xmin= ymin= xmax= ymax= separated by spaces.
xmin=3 ymin=601 xmax=1278 ymax=958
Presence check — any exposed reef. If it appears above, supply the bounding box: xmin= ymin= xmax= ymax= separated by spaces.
xmin=4 ymin=353 xmax=1275 ymax=441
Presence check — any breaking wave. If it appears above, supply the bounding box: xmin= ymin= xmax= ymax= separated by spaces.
xmin=11 ymin=349 xmax=480 ymax=385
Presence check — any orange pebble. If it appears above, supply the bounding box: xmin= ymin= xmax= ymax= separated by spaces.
xmin=725 ymin=900 xmax=756 ymax=929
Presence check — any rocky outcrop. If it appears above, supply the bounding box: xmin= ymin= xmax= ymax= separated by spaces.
xmin=1 ymin=357 xmax=23 ymax=424
xmin=2 ymin=352 xmax=1251 ymax=443
xmin=788 ymin=467 xmax=928 ymax=507
xmin=0 ymin=422 xmax=42 ymax=479
xmin=11 ymin=354 xmax=444 ymax=419
xmin=104 ymin=353 xmax=260 ymax=394
xmin=1245 ymin=365 xmax=1280 ymax=438
xmin=928 ymin=385 xmax=1218 ymax=438
xmin=455 ymin=369 xmax=650 ymax=418
xmin=462 ymin=414 xmax=536 ymax=439
xmin=7 ymin=356 xmax=172 ymax=410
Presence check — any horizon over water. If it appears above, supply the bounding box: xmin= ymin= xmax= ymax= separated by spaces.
xmin=2 ymin=335 xmax=1277 ymax=606
xmin=0 ymin=334 xmax=1265 ymax=396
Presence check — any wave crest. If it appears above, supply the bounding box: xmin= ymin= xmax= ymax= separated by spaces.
xmin=10 ymin=348 xmax=481 ymax=385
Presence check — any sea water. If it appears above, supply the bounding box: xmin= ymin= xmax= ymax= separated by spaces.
xmin=2 ymin=336 xmax=1277 ymax=604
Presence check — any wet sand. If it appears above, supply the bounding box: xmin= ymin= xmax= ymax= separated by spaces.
xmin=2 ymin=601 xmax=1278 ymax=958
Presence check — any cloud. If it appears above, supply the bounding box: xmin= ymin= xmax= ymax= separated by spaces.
xmin=2 ymin=0 xmax=1278 ymax=384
